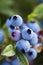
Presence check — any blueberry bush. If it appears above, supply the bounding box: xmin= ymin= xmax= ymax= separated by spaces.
xmin=0 ymin=0 xmax=43 ymax=65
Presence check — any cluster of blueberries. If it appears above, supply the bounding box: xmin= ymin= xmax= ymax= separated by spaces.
xmin=0 ymin=15 xmax=43 ymax=65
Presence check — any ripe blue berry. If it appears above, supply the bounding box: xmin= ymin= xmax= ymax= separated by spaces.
xmin=30 ymin=33 xmax=38 ymax=46
xmin=16 ymin=39 xmax=30 ymax=53
xmin=11 ymin=15 xmax=23 ymax=27
xmin=26 ymin=48 xmax=37 ymax=60
xmin=8 ymin=28 xmax=21 ymax=41
xmin=22 ymin=28 xmax=34 ymax=40
xmin=27 ymin=20 xmax=40 ymax=33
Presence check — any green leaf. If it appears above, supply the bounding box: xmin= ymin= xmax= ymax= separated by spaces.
xmin=1 ymin=44 xmax=15 ymax=57
xmin=15 ymin=49 xmax=29 ymax=65
xmin=32 ymin=4 xmax=43 ymax=20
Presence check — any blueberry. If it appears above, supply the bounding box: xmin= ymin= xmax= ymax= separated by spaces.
xmin=30 ymin=33 xmax=38 ymax=46
xmin=8 ymin=28 xmax=21 ymax=41
xmin=11 ymin=15 xmax=23 ymax=26
xmin=11 ymin=58 xmax=20 ymax=65
xmin=26 ymin=48 xmax=37 ymax=60
xmin=0 ymin=30 xmax=4 ymax=43
xmin=27 ymin=21 xmax=40 ymax=33
xmin=22 ymin=28 xmax=34 ymax=40
xmin=2 ymin=62 xmax=10 ymax=65
xmin=16 ymin=39 xmax=30 ymax=53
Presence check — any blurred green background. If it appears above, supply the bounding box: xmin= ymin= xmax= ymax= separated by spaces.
xmin=0 ymin=0 xmax=43 ymax=25
xmin=0 ymin=0 xmax=43 ymax=65
xmin=0 ymin=0 xmax=43 ymax=26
